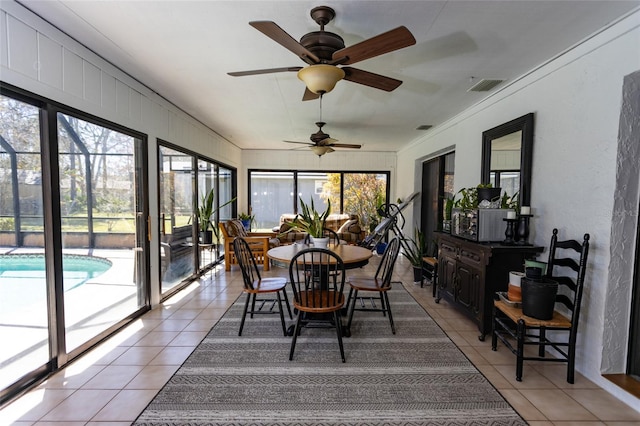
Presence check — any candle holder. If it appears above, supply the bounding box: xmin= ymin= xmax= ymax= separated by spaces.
xmin=502 ymin=218 xmax=518 ymax=245
xmin=516 ymin=214 xmax=533 ymax=245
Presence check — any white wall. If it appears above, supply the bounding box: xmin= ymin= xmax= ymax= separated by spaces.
xmin=0 ymin=1 xmax=241 ymax=304
xmin=397 ymin=11 xmax=640 ymax=408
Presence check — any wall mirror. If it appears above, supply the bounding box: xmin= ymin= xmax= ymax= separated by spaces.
xmin=481 ymin=113 xmax=534 ymax=206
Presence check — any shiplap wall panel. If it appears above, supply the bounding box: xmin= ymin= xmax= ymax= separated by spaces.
xmin=7 ymin=14 xmax=37 ymax=80
xmin=101 ymin=71 xmax=116 ymax=113
xmin=1 ymin=11 xmax=8 ymax=68
xmin=83 ymin=60 xmax=101 ymax=105
xmin=62 ymin=48 xmax=82 ymax=98
xmin=37 ymin=34 xmax=62 ymax=89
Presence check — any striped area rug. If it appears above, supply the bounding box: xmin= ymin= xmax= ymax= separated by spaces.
xmin=134 ymin=283 xmax=526 ymax=425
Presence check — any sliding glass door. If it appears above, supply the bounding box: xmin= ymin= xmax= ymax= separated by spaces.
xmin=0 ymin=95 xmax=49 ymax=392
xmin=159 ymin=146 xmax=196 ymax=294
xmin=57 ymin=113 xmax=147 ymax=352
xmin=0 ymin=89 xmax=149 ymax=404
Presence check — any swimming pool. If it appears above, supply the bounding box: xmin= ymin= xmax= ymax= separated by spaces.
xmin=0 ymin=253 xmax=113 ymax=290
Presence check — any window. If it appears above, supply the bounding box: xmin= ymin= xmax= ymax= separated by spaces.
xmin=249 ymin=170 xmax=389 ymax=233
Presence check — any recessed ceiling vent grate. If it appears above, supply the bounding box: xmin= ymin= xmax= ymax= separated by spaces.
xmin=416 ymin=125 xmax=433 ymax=130
xmin=467 ymin=79 xmax=504 ymax=92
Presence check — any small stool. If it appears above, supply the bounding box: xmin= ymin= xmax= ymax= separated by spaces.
xmin=422 ymin=256 xmax=438 ymax=297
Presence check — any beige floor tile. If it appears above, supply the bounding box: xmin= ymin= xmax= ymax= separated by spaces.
xmin=532 ymin=364 xmax=599 ymax=389
xmin=458 ymin=345 xmax=491 ymax=366
xmin=168 ymin=308 xmax=204 ymax=320
xmin=110 ymin=346 xmax=165 ymax=365
xmin=37 ymin=364 xmax=105 ymax=390
xmin=475 ymin=364 xmax=514 ymax=389
xmin=148 ymin=346 xmax=195 ymax=365
xmin=549 ymin=422 xmax=606 ymax=426
xmin=498 ymin=388 xmax=548 ymax=421
xmin=33 ymin=421 xmax=86 ymax=425
xmin=85 ymin=422 xmax=132 ymax=426
xmin=183 ymin=318 xmax=217 ymax=332
xmin=493 ymin=364 xmax=556 ymax=389
xmin=81 ymin=365 xmax=145 ymax=389
xmin=133 ymin=330 xmax=180 ymax=346
xmin=125 ymin=365 xmax=180 ymax=389
xmin=0 ymin=389 xmax=76 ymax=423
xmin=526 ymin=421 xmax=554 ymax=425
xmin=168 ymin=330 xmax=209 ymax=346
xmin=151 ymin=319 xmax=193 ymax=332
xmin=91 ymin=389 xmax=158 ymax=422
xmin=519 ymin=389 xmax=599 ymax=421
xmin=563 ymin=389 xmax=640 ymax=421
xmin=40 ymin=389 xmax=118 ymax=422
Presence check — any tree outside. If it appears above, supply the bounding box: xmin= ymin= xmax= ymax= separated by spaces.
xmin=323 ymin=173 xmax=386 ymax=233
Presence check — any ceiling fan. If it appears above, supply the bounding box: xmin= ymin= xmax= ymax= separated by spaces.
xmin=284 ymin=121 xmax=361 ymax=157
xmin=227 ymin=5 xmax=416 ymax=100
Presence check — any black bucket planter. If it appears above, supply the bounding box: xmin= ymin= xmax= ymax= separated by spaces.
xmin=477 ymin=187 xmax=501 ymax=203
xmin=200 ymin=230 xmax=213 ymax=244
xmin=413 ymin=266 xmax=423 ymax=284
xmin=521 ymin=277 xmax=558 ymax=320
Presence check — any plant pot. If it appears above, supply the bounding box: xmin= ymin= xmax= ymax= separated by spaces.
xmin=477 ymin=187 xmax=501 ymax=203
xmin=241 ymin=219 xmax=251 ymax=231
xmin=442 ymin=219 xmax=451 ymax=233
xmin=521 ymin=277 xmax=558 ymax=320
xmin=310 ymin=236 xmax=329 ymax=248
xmin=413 ymin=265 xmax=423 ymax=284
xmin=200 ymin=230 xmax=213 ymax=244
xmin=375 ymin=242 xmax=387 ymax=254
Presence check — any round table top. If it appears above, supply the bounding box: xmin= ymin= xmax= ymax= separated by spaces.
xmin=267 ymin=243 xmax=372 ymax=268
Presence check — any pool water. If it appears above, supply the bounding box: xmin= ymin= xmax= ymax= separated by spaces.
xmin=0 ymin=254 xmax=113 ymax=291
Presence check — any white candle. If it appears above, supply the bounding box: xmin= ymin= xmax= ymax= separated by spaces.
xmin=507 ymin=211 xmax=516 ymax=219
xmin=521 ymin=206 xmax=531 ymax=215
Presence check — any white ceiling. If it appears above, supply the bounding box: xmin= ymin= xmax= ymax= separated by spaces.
xmin=19 ymin=1 xmax=639 ymax=154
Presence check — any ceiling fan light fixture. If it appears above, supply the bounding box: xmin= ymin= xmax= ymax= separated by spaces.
xmin=298 ymin=64 xmax=345 ymax=94
xmin=310 ymin=145 xmax=333 ymax=157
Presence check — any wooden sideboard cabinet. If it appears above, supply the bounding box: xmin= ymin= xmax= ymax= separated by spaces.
xmin=435 ymin=233 xmax=543 ymax=340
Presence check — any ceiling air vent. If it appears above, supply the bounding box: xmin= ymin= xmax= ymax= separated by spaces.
xmin=416 ymin=125 xmax=433 ymax=130
xmin=467 ymin=79 xmax=504 ymax=92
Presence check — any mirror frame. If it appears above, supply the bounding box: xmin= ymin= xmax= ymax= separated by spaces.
xmin=481 ymin=112 xmax=534 ymax=206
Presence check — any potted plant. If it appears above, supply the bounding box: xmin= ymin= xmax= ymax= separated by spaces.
xmin=402 ymin=226 xmax=429 ymax=283
xmin=281 ymin=197 xmax=331 ymax=247
xmin=476 ymin=183 xmax=501 ymax=204
xmin=238 ymin=212 xmax=254 ymax=231
xmin=198 ymin=189 xmax=235 ymax=244
xmin=442 ymin=194 xmax=455 ymax=232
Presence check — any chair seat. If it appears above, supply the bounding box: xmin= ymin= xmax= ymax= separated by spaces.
xmin=246 ymin=277 xmax=287 ymax=294
xmin=494 ymin=300 xmax=572 ymax=328
xmin=294 ymin=291 xmax=344 ymax=314
xmin=348 ymin=277 xmax=389 ymax=292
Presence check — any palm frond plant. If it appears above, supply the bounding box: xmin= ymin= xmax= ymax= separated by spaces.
xmin=198 ymin=189 xmax=236 ymax=243
xmin=402 ymin=226 xmax=430 ymax=283
xmin=402 ymin=226 xmax=429 ymax=267
xmin=281 ymin=197 xmax=331 ymax=238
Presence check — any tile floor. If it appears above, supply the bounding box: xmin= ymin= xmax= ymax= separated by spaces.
xmin=1 ymin=256 xmax=640 ymax=425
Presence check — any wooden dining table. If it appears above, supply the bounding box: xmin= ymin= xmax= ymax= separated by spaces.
xmin=267 ymin=243 xmax=373 ymax=270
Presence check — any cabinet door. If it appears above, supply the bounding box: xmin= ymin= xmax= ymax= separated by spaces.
xmin=455 ymin=262 xmax=474 ymax=309
xmin=438 ymin=254 xmax=457 ymax=300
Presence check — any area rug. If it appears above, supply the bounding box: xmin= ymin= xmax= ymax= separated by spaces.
xmin=134 ymin=284 xmax=527 ymax=425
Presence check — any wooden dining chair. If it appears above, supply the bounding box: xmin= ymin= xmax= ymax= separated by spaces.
xmin=234 ymin=237 xmax=292 ymax=336
xmin=345 ymin=237 xmax=401 ymax=334
xmin=491 ymin=228 xmax=590 ymax=383
xmin=288 ymin=248 xmax=347 ymax=362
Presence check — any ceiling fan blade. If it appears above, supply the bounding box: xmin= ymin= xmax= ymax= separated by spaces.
xmin=329 ymin=143 xmax=362 ymax=149
xmin=302 ymin=87 xmax=320 ymax=101
xmin=331 ymin=26 xmax=416 ymax=65
xmin=283 ymin=140 xmax=314 ymax=146
xmin=228 ymin=67 xmax=302 ymax=77
xmin=317 ymin=137 xmax=338 ymax=145
xmin=342 ymin=67 xmax=403 ymax=92
xmin=249 ymin=21 xmax=320 ymax=65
